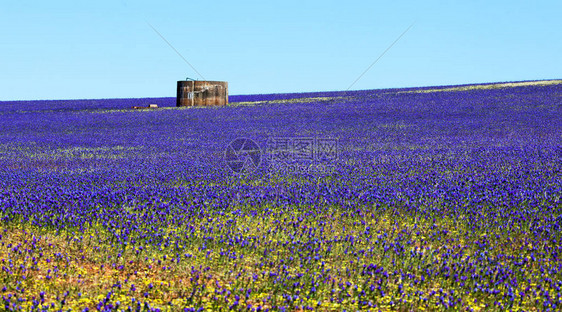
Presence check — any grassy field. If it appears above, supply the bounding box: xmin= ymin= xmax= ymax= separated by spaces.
xmin=1 ymin=81 xmax=561 ymax=311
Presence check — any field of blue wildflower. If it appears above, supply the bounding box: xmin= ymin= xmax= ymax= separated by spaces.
xmin=0 ymin=81 xmax=561 ymax=311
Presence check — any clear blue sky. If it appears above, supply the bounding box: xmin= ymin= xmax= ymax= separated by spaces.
xmin=1 ymin=0 xmax=561 ymax=100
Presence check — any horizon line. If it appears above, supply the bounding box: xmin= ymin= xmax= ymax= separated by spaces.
xmin=1 ymin=78 xmax=560 ymax=103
